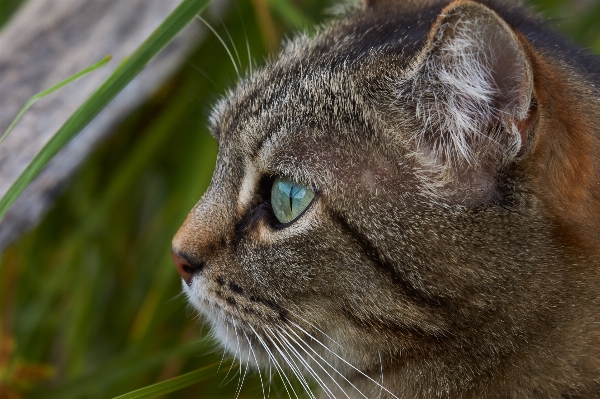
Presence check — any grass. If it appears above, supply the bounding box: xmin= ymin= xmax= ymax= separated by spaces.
xmin=0 ymin=56 xmax=113 ymax=148
xmin=1 ymin=0 xmax=599 ymax=398
xmin=0 ymin=0 xmax=213 ymax=219
xmin=0 ymin=0 xmax=26 ymax=29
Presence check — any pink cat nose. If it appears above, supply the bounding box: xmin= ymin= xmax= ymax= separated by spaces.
xmin=171 ymin=250 xmax=204 ymax=285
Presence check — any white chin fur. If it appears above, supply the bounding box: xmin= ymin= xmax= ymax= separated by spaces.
xmin=181 ymin=278 xmax=392 ymax=397
xmin=182 ymin=277 xmax=267 ymax=366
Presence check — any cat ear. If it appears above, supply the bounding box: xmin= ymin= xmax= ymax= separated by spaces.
xmin=407 ymin=1 xmax=534 ymax=192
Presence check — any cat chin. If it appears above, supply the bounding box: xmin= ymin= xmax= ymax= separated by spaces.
xmin=181 ymin=279 xmax=374 ymax=379
xmin=181 ymin=278 xmax=277 ymax=367
xmin=182 ymin=279 xmax=266 ymax=366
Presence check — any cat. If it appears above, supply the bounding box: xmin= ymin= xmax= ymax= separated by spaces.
xmin=171 ymin=0 xmax=600 ymax=397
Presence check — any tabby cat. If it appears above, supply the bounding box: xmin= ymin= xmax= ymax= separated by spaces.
xmin=171 ymin=0 xmax=600 ymax=397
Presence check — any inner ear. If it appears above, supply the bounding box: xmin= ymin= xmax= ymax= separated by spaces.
xmin=476 ymin=12 xmax=536 ymax=156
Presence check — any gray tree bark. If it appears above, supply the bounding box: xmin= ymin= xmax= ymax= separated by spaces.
xmin=0 ymin=0 xmax=224 ymax=253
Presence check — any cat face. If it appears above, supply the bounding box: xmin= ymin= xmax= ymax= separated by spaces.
xmin=172 ymin=0 xmax=600 ymax=396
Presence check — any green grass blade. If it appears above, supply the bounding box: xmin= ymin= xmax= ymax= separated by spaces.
xmin=0 ymin=55 xmax=112 ymax=146
xmin=0 ymin=0 xmax=212 ymax=220
xmin=37 ymin=339 xmax=214 ymax=399
xmin=111 ymin=361 xmax=231 ymax=399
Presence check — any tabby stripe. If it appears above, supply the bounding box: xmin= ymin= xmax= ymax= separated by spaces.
xmin=329 ymin=210 xmax=445 ymax=308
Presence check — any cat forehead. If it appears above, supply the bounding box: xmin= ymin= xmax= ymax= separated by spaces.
xmin=208 ymin=6 xmax=441 ymax=155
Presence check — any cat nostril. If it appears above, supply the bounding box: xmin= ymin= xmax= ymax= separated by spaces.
xmin=171 ymin=250 xmax=204 ymax=285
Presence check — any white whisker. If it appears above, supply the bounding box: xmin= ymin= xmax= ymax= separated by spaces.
xmin=197 ymin=15 xmax=240 ymax=76
xmin=242 ymin=328 xmax=266 ymax=399
xmin=235 ymin=1 xmax=253 ymax=72
xmin=270 ymin=326 xmax=336 ymax=399
xmin=217 ymin=320 xmax=230 ymax=373
xmin=379 ymin=351 xmax=384 ymax=399
xmin=268 ymin=361 xmax=273 ymax=399
xmin=219 ymin=319 xmax=237 ymax=387
xmin=285 ymin=311 xmax=344 ymax=349
xmin=264 ymin=326 xmax=317 ymax=399
xmin=367 ymin=350 xmax=384 ymax=398
xmin=249 ymin=324 xmax=297 ymax=399
xmin=288 ymin=320 xmax=400 ymax=399
xmin=234 ymin=348 xmax=250 ymax=399
xmin=232 ymin=318 xmax=244 ymax=389
xmin=278 ymin=325 xmax=356 ymax=399
xmin=220 ymin=19 xmax=242 ymax=73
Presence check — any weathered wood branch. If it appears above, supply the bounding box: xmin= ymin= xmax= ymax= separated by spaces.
xmin=0 ymin=0 xmax=226 ymax=253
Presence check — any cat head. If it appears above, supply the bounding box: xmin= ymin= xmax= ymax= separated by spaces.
xmin=172 ymin=0 xmax=599 ymax=395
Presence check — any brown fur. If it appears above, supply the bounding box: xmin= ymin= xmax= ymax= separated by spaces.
xmin=525 ymin=49 xmax=600 ymax=251
xmin=173 ymin=0 xmax=600 ymax=397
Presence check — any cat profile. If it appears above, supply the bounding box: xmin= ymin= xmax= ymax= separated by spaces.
xmin=172 ymin=0 xmax=600 ymax=397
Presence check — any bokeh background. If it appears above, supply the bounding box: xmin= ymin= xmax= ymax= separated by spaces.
xmin=1 ymin=0 xmax=599 ymax=398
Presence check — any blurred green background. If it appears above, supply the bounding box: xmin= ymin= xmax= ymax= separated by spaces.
xmin=1 ymin=0 xmax=599 ymax=398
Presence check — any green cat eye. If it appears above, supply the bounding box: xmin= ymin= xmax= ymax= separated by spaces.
xmin=271 ymin=176 xmax=315 ymax=224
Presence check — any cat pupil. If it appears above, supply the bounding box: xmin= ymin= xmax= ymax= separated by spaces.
xmin=271 ymin=176 xmax=315 ymax=224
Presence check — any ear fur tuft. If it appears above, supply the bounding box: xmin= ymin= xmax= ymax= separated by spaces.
xmin=401 ymin=1 xmax=534 ymax=198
